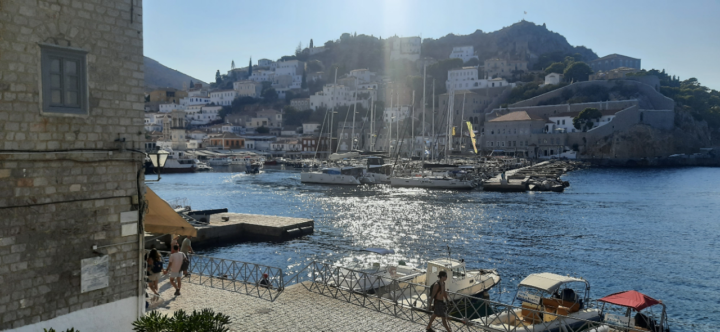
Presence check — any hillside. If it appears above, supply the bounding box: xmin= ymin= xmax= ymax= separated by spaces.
xmin=302 ymin=20 xmax=597 ymax=78
xmin=144 ymin=56 xmax=207 ymax=91
xmin=421 ymin=21 xmax=597 ymax=63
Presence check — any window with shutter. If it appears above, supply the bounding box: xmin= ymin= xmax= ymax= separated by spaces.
xmin=40 ymin=44 xmax=88 ymax=115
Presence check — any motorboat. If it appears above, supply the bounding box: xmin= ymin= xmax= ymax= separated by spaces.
xmin=145 ymin=157 xmax=199 ymax=174
xmin=587 ymin=291 xmax=670 ymax=332
xmin=196 ymin=162 xmax=212 ymax=172
xmin=245 ymin=161 xmax=262 ymax=174
xmin=330 ymin=258 xmax=500 ymax=304
xmin=300 ymin=166 xmax=364 ymax=185
xmin=476 ymin=272 xmax=602 ymax=332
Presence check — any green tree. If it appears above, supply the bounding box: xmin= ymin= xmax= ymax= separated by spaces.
xmin=189 ymin=79 xmax=194 ymax=88
xmin=301 ymin=69 xmax=307 ymax=89
xmin=256 ymin=126 xmax=270 ymax=134
xmin=563 ymin=62 xmax=593 ymax=82
xmin=464 ymin=58 xmax=480 ymax=67
xmin=573 ymin=107 xmax=602 ymax=131
xmin=544 ymin=62 xmax=566 ymax=75
xmin=310 ymin=39 xmax=314 ymax=48
xmin=261 ymin=88 xmax=278 ymax=102
xmin=215 ymin=70 xmax=221 ymax=84
xmin=248 ymin=57 xmax=252 ymax=77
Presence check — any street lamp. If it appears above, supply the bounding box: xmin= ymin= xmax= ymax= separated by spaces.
xmin=146 ymin=149 xmax=169 ymax=182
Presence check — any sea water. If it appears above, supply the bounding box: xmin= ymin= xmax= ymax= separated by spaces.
xmin=148 ymin=166 xmax=720 ymax=331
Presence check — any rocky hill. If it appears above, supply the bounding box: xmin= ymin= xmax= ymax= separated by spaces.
xmin=421 ymin=20 xmax=597 ymax=63
xmin=144 ymin=56 xmax=207 ymax=92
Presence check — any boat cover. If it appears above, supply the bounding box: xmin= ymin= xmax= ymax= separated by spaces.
xmin=364 ymin=248 xmax=395 ymax=255
xmin=598 ymin=290 xmax=660 ymax=311
xmin=329 ymin=152 xmax=360 ymax=160
xmin=144 ymin=187 xmax=197 ymax=237
xmin=518 ymin=272 xmax=585 ymax=293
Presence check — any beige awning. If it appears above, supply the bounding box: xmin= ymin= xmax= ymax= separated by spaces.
xmin=518 ymin=273 xmax=586 ymax=293
xmin=144 ymin=186 xmax=197 ymax=237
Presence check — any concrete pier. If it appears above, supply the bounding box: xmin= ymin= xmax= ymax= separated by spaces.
xmin=192 ymin=213 xmax=314 ymax=247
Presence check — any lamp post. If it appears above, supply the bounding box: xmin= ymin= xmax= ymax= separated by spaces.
xmin=146 ymin=149 xmax=169 ymax=182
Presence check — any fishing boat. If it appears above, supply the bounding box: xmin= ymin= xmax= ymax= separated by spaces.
xmin=587 ymin=291 xmax=670 ymax=332
xmin=196 ymin=162 xmax=212 ymax=172
xmin=300 ymin=166 xmax=365 ymax=185
xmin=477 ymin=272 xmax=602 ymax=332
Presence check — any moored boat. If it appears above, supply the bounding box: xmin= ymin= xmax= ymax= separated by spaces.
xmin=300 ymin=166 xmax=364 ymax=185
xmin=476 ymin=272 xmax=602 ymax=332
xmin=587 ymin=291 xmax=670 ymax=332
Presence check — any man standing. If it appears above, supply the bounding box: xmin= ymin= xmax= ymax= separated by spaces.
xmin=164 ymin=245 xmax=184 ymax=296
xmin=426 ymin=271 xmax=452 ymax=332
xmin=180 ymin=235 xmax=194 ymax=277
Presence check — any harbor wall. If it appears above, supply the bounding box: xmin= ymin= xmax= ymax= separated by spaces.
xmin=0 ymin=0 xmax=146 ymax=329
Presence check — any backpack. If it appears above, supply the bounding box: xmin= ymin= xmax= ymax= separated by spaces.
xmin=180 ymin=253 xmax=189 ymax=271
xmin=151 ymin=259 xmax=163 ymax=273
xmin=427 ymin=281 xmax=440 ymax=308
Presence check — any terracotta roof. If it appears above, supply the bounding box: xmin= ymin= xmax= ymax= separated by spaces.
xmin=489 ymin=111 xmax=544 ymax=122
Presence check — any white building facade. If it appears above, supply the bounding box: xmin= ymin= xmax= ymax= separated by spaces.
xmin=449 ymin=46 xmax=478 ymax=63
xmin=209 ymin=90 xmax=237 ymax=106
xmin=233 ymin=80 xmax=263 ymax=98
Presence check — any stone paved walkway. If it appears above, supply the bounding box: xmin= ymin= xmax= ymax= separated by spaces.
xmin=148 ymin=276 xmax=444 ymax=332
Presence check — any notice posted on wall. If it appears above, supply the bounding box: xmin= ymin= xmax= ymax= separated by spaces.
xmin=81 ymin=255 xmax=109 ymax=293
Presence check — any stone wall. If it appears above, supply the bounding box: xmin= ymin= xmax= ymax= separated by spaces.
xmin=0 ymin=0 xmax=145 ymax=329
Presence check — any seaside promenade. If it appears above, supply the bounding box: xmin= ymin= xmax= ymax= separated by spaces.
xmin=149 ymin=276 xmax=426 ymax=331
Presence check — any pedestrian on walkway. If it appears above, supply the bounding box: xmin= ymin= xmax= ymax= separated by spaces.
xmin=170 ymin=235 xmax=180 ymax=253
xmin=426 ymin=271 xmax=452 ymax=332
xmin=146 ymin=249 xmax=163 ymax=295
xmin=180 ymin=235 xmax=194 ymax=277
xmin=164 ymin=244 xmax=185 ymax=296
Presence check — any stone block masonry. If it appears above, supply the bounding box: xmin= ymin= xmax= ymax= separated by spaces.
xmin=0 ymin=0 xmax=146 ymax=330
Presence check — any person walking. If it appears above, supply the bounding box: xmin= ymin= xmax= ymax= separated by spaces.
xmin=170 ymin=235 xmax=180 ymax=253
xmin=426 ymin=271 xmax=452 ymax=332
xmin=146 ymin=249 xmax=163 ymax=296
xmin=180 ymin=235 xmax=194 ymax=277
xmin=164 ymin=244 xmax=185 ymax=296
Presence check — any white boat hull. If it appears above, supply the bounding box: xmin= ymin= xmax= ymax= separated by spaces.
xmin=480 ymin=308 xmax=602 ymax=332
xmin=390 ymin=177 xmax=475 ymax=189
xmin=364 ymin=173 xmax=391 ymax=184
xmin=301 ymin=172 xmax=361 ymax=185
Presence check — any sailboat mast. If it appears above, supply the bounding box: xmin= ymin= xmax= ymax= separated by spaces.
xmin=460 ymin=92 xmax=466 ymax=153
xmin=370 ymin=96 xmax=374 ymax=151
xmin=351 ymin=81 xmax=358 ymax=151
xmin=422 ymin=64 xmax=426 ymax=161
xmin=411 ymin=90 xmax=415 ymax=157
xmin=432 ymin=79 xmax=435 ymax=162
xmin=388 ymin=89 xmax=393 ymax=156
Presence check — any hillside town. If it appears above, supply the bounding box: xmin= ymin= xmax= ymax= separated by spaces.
xmin=143 ymin=37 xmax=674 ymax=164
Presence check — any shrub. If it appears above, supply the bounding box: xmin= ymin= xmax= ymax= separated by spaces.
xmin=44 ymin=329 xmax=79 ymax=332
xmin=133 ymin=309 xmax=231 ymax=332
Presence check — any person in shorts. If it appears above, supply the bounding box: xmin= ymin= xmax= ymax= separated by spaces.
xmin=164 ymin=245 xmax=185 ymax=296
xmin=426 ymin=270 xmax=452 ymax=332
xmin=180 ymin=235 xmax=193 ymax=277
xmin=146 ymin=249 xmax=163 ymax=295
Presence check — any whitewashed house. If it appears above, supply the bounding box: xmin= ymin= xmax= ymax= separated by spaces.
xmin=449 ymin=46 xmax=479 ymax=63
xmin=159 ymin=103 xmax=182 ymax=113
xmin=209 ymin=89 xmax=238 ymax=106
xmin=384 ymin=106 xmax=411 ymax=123
xmin=544 ymin=73 xmax=564 ymax=86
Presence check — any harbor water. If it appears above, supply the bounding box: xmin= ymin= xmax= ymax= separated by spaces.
xmin=148 ymin=166 xmax=720 ymax=332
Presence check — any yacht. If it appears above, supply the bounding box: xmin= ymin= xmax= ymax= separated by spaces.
xmin=476 ymin=272 xmax=602 ymax=332
xmin=390 ymin=171 xmax=476 ymax=189
xmin=145 ymin=151 xmax=200 ymax=174
xmin=207 ymin=157 xmax=232 ymax=166
xmin=301 ymin=166 xmax=365 ymax=185
xmin=363 ymin=156 xmax=393 ymax=184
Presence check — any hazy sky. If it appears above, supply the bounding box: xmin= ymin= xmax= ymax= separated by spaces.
xmin=144 ymin=0 xmax=720 ymax=90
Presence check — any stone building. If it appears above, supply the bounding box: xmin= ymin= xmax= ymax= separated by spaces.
xmin=483 ymin=58 xmax=528 ymax=79
xmin=148 ymin=88 xmax=188 ymax=103
xmin=0 ymin=0 xmax=147 ymax=330
xmin=589 ymin=54 xmax=641 ymax=72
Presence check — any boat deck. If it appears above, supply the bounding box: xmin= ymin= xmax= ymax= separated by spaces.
xmin=191 ymin=213 xmax=314 ymax=246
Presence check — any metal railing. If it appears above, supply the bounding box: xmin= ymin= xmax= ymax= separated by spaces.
xmin=285 ymin=261 xmax=650 ymax=332
xmin=151 ymin=251 xmax=284 ymax=301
